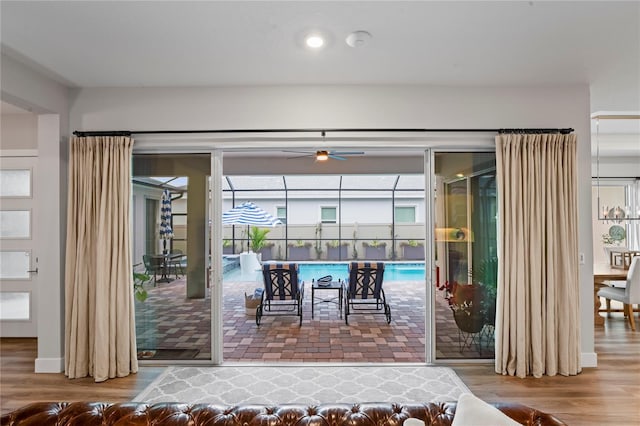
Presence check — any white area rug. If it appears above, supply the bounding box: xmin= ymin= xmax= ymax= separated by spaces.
xmin=134 ymin=365 xmax=471 ymax=405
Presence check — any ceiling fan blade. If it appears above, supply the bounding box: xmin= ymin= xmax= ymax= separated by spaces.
xmin=282 ymin=150 xmax=314 ymax=154
xmin=329 ymin=151 xmax=365 ymax=155
xmin=328 ymin=154 xmax=348 ymax=161
xmin=287 ymin=154 xmax=314 ymax=159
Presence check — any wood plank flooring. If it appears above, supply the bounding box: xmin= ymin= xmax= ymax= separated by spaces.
xmin=1 ymin=316 xmax=639 ymax=425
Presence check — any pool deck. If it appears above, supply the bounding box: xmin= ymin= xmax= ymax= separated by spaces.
xmin=135 ymin=267 xmax=494 ymax=362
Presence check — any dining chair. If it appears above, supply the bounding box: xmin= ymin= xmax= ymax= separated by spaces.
xmin=597 ymin=256 xmax=640 ymax=331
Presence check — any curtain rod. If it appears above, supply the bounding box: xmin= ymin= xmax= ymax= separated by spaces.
xmin=72 ymin=127 xmax=574 ymax=137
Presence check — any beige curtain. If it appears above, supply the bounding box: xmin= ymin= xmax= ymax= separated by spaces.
xmin=64 ymin=136 xmax=138 ymax=382
xmin=495 ymin=133 xmax=580 ymax=378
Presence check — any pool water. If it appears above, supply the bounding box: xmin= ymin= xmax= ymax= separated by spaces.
xmin=224 ymin=262 xmax=426 ymax=282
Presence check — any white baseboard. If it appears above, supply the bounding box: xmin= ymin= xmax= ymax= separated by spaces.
xmin=581 ymin=352 xmax=598 ymax=368
xmin=35 ymin=357 xmax=64 ymax=373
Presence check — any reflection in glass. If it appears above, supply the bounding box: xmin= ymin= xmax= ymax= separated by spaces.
xmin=434 ymin=152 xmax=497 ymax=360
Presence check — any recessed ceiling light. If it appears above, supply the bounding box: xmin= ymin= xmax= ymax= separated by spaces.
xmin=305 ymin=34 xmax=325 ymax=49
xmin=456 ymin=173 xmax=465 ymax=178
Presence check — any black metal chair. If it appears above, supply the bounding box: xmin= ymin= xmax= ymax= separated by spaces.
xmin=168 ymin=249 xmax=185 ymax=278
xmin=142 ymin=254 xmax=164 ymax=286
xmin=344 ymin=262 xmax=391 ymax=325
xmin=256 ymin=263 xmax=304 ymax=326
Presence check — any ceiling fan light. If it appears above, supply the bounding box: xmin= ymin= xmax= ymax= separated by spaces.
xmin=316 ymin=151 xmax=329 ymax=161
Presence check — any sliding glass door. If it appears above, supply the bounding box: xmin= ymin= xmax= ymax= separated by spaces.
xmin=433 ymin=152 xmax=497 ymax=360
xmin=132 ymin=154 xmax=212 ymax=361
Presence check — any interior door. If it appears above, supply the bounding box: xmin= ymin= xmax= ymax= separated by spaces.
xmin=0 ymin=156 xmax=38 ymax=337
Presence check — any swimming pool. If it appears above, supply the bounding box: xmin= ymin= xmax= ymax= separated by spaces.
xmin=224 ymin=261 xmax=426 ymax=282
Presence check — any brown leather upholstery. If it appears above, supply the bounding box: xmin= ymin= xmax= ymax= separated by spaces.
xmin=1 ymin=401 xmax=567 ymax=426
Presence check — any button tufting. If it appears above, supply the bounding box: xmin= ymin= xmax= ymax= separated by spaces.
xmin=0 ymin=401 xmax=567 ymax=426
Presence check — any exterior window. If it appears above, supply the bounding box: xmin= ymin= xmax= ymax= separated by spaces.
xmin=276 ymin=207 xmax=287 ymax=224
xmin=320 ymin=207 xmax=337 ymax=223
xmin=395 ymin=206 xmax=416 ymax=223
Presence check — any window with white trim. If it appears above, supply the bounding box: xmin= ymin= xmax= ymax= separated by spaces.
xmin=276 ymin=206 xmax=287 ymax=224
xmin=320 ymin=207 xmax=337 ymax=223
xmin=395 ymin=206 xmax=416 ymax=223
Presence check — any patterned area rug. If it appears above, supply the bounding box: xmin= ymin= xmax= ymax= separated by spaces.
xmin=133 ymin=365 xmax=470 ymax=405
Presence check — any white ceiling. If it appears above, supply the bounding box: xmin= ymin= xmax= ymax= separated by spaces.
xmin=1 ymin=1 xmax=638 ymax=158
xmin=1 ymin=1 xmax=639 ymax=114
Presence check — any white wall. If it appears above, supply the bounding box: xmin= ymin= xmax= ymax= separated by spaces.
xmin=1 ymin=53 xmax=70 ymax=372
xmin=71 ymin=84 xmax=596 ymax=365
xmin=592 ymin=157 xmax=640 ymax=177
xmin=1 ymin=114 xmax=37 ymax=149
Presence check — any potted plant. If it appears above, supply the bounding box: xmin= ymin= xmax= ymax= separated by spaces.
xmin=288 ymin=240 xmax=312 ymax=261
xmin=133 ymin=271 xmax=151 ymax=302
xmin=471 ymin=257 xmax=498 ymax=326
xmin=363 ymin=240 xmax=386 ymax=260
xmin=437 ymin=257 xmax=497 ymax=333
xmin=437 ymin=280 xmax=486 ymax=334
xmin=249 ymin=226 xmax=269 ymax=251
xmin=400 ymin=240 xmax=424 ymax=260
xmin=326 ymin=240 xmax=349 ymax=260
xmin=258 ymin=242 xmax=275 ymax=261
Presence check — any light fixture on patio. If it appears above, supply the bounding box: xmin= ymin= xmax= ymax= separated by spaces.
xmin=594 ymin=113 xmax=640 ymax=223
xmin=315 ymin=150 xmax=329 ymax=161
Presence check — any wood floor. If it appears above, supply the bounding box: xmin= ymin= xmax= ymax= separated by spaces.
xmin=1 ymin=316 xmax=639 ymax=425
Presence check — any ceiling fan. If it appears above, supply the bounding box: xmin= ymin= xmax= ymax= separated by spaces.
xmin=283 ymin=131 xmax=364 ymax=161
xmin=283 ymin=149 xmax=365 ymax=161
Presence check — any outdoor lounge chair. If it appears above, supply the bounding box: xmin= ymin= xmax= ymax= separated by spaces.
xmin=344 ymin=262 xmax=391 ymax=325
xmin=257 ymin=263 xmax=304 ymax=326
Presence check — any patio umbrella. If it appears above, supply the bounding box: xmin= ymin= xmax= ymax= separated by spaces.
xmin=159 ymin=189 xmax=174 ymax=254
xmin=222 ymin=202 xmax=282 ymax=251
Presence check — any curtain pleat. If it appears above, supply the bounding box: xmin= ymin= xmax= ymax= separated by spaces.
xmin=64 ymin=136 xmax=137 ymax=382
xmin=495 ymin=133 xmax=580 ymax=378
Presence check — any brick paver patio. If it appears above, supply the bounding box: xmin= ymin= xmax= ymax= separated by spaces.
xmin=135 ymin=271 xmax=494 ymax=362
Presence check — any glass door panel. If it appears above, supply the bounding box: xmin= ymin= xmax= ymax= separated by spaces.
xmin=132 ymin=154 xmax=211 ymax=361
xmin=434 ymin=152 xmax=497 ymax=359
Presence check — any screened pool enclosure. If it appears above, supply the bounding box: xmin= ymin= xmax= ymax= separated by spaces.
xmin=131 ymin=152 xmax=497 ymax=363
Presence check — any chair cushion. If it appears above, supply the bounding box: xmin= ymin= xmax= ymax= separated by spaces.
xmin=452 ymin=393 xmax=521 ymax=426
xmin=597 ymin=286 xmax=628 ymax=304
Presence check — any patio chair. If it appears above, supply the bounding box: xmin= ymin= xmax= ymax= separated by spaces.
xmin=168 ymin=249 xmax=185 ymax=278
xmin=257 ymin=263 xmax=304 ymax=326
xmin=142 ymin=254 xmax=164 ymax=286
xmin=344 ymin=262 xmax=391 ymax=325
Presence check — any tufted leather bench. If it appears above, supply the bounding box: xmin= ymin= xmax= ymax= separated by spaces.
xmin=0 ymin=401 xmax=567 ymax=425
